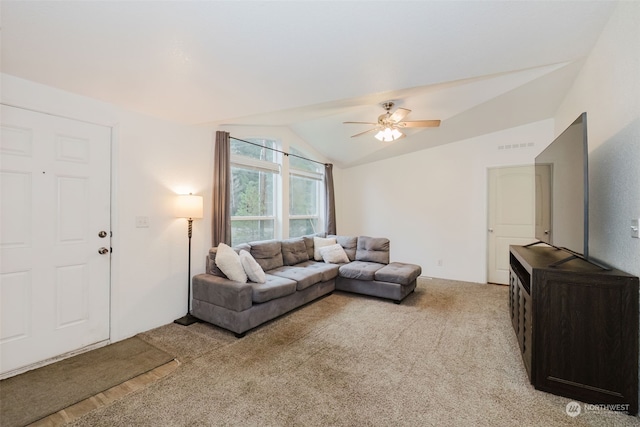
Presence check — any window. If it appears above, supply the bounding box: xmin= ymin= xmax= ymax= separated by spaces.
xmin=229 ymin=139 xmax=325 ymax=245
xmin=289 ymin=147 xmax=323 ymax=238
xmin=230 ymin=138 xmax=279 ymax=245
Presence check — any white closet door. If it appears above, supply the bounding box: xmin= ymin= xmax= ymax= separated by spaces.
xmin=487 ymin=166 xmax=537 ymax=284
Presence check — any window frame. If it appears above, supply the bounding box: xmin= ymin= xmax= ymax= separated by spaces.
xmin=230 ymin=140 xmax=281 ymax=245
xmin=288 ymin=152 xmax=324 ymax=238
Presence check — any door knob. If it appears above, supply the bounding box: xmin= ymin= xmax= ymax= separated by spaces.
xmin=98 ymin=247 xmax=109 ymax=255
xmin=98 ymin=231 xmax=108 ymax=238
xmin=488 ymin=228 xmax=494 ymax=232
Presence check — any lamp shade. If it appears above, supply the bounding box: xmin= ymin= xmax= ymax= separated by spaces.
xmin=175 ymin=194 xmax=203 ymax=219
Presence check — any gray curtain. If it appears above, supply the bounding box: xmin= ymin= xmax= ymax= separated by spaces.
xmin=324 ymin=163 xmax=336 ymax=235
xmin=212 ymin=131 xmax=231 ymax=246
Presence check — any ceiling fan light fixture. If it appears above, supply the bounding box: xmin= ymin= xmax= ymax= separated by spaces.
xmin=345 ymin=101 xmax=439 ymax=140
xmin=375 ymin=127 xmax=403 ymax=142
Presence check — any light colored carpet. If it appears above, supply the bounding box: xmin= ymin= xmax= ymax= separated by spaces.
xmin=69 ymin=278 xmax=639 ymax=426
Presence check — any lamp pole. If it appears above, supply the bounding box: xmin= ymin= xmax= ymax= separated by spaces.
xmin=174 ymin=216 xmax=198 ymax=325
xmin=174 ymin=193 xmax=203 ymax=326
xmin=187 ymin=216 xmax=193 ymax=304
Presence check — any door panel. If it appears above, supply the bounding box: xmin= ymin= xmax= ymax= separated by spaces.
xmin=487 ymin=166 xmax=536 ymax=284
xmin=0 ymin=105 xmax=111 ymax=376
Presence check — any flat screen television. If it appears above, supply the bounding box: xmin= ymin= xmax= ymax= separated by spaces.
xmin=534 ymin=112 xmax=589 ymax=260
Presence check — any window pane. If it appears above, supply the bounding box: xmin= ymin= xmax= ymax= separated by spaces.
xmin=232 ymin=219 xmax=275 ymax=245
xmin=231 ymin=138 xmax=277 ymax=162
xmin=289 ymin=175 xmax=318 ymax=216
xmin=231 ymin=166 xmax=275 ymax=216
xmin=290 ymin=147 xmax=322 ymax=173
xmin=289 ymin=218 xmax=318 ymax=238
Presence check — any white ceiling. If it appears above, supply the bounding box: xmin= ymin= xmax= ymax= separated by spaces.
xmin=0 ymin=1 xmax=616 ymax=167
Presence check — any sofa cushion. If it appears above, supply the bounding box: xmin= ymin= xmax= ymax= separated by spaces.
xmin=235 ymin=243 xmax=251 ymax=253
xmin=329 ymin=235 xmax=358 ymax=261
xmin=355 ymin=236 xmax=390 ymax=264
xmin=251 ymin=274 xmax=297 ymax=303
xmin=215 ymin=243 xmax=247 ymax=283
xmin=313 ymin=236 xmax=337 ymax=261
xmin=207 ymin=248 xmax=227 ymax=278
xmin=281 ymin=238 xmax=310 ymax=266
xmin=295 ymin=260 xmax=340 ymax=282
xmin=249 ymin=240 xmax=284 ymax=271
xmin=374 ymin=262 xmax=422 ymax=286
xmin=338 ymin=261 xmax=385 ymax=281
xmin=239 ymin=250 xmax=267 ymax=283
xmin=319 ymin=243 xmax=350 ymax=264
xmin=302 ymin=232 xmax=325 ymax=259
xmin=268 ymin=265 xmax=325 ymax=291
xmin=302 ymin=235 xmax=315 ymax=259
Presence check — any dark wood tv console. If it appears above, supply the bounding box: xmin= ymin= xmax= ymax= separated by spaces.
xmin=509 ymin=245 xmax=639 ymax=415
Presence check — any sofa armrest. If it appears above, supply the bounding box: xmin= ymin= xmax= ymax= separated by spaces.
xmin=192 ymin=273 xmax=253 ymax=312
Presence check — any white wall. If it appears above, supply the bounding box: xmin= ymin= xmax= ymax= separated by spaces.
xmin=554 ymin=1 xmax=640 ymax=278
xmin=1 ymin=74 xmax=213 ymax=342
xmin=552 ymin=2 xmax=640 ymax=412
xmin=338 ymin=120 xmax=554 ymax=283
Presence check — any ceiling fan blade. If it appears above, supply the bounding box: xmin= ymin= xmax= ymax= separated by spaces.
xmin=350 ymin=128 xmax=378 ymax=138
xmin=343 ymin=121 xmax=378 ymax=125
xmin=388 ymin=108 xmax=411 ymax=123
xmin=398 ymin=120 xmax=441 ymax=128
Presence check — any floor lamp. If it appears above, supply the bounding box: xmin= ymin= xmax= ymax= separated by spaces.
xmin=174 ymin=193 xmax=203 ymax=326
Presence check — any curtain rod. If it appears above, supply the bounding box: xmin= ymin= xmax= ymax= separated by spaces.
xmin=230 ymin=136 xmax=329 ymax=167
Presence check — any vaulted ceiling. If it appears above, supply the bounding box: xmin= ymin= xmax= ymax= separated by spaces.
xmin=0 ymin=1 xmax=616 ymax=167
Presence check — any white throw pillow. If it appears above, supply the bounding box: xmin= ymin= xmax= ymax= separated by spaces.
xmin=215 ymin=243 xmax=247 ymax=283
xmin=239 ymin=250 xmax=266 ymax=283
xmin=319 ymin=243 xmax=350 ymax=264
xmin=313 ymin=236 xmax=337 ymax=261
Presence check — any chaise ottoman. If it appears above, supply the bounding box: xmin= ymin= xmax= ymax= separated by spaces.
xmin=336 ymin=261 xmax=421 ymax=303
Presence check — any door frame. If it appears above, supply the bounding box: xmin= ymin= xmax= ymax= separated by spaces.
xmin=0 ymin=102 xmax=117 ymax=378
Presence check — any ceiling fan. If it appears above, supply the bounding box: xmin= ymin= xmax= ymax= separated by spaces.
xmin=344 ymin=101 xmax=440 ymax=142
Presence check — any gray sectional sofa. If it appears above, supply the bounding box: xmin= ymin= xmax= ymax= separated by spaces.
xmin=191 ymin=235 xmax=421 ymax=337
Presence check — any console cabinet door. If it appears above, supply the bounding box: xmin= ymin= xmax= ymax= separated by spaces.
xmin=535 ymin=270 xmax=638 ymax=413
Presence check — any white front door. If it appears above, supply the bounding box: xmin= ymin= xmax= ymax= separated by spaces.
xmin=487 ymin=166 xmax=537 ymax=284
xmin=0 ymin=105 xmax=111 ymax=376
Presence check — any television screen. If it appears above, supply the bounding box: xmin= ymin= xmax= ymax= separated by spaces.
xmin=534 ymin=113 xmax=588 ymax=258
